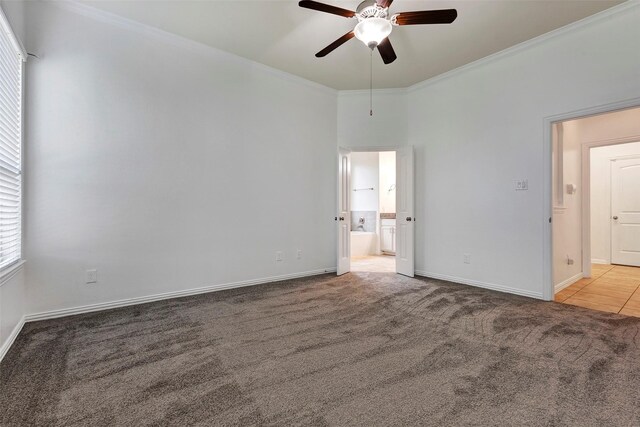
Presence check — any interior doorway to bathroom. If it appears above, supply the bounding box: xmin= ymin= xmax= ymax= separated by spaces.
xmin=337 ymin=146 xmax=414 ymax=276
xmin=349 ymin=151 xmax=397 ymax=273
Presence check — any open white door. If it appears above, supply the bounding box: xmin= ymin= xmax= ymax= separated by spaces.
xmin=337 ymin=148 xmax=351 ymax=275
xmin=611 ymin=157 xmax=640 ymax=267
xmin=396 ymin=146 xmax=414 ymax=277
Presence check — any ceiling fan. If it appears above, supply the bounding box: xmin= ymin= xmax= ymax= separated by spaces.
xmin=298 ymin=0 xmax=458 ymax=64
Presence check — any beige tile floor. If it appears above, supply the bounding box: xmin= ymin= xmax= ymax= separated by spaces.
xmin=351 ymin=255 xmax=396 ymax=273
xmin=555 ymin=264 xmax=640 ymax=317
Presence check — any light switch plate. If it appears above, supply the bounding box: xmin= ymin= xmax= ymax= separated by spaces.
xmin=86 ymin=269 xmax=97 ymax=284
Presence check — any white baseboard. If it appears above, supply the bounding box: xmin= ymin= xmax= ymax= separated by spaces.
xmin=554 ymin=272 xmax=584 ymax=293
xmin=0 ymin=315 xmax=26 ymax=364
xmin=415 ymin=270 xmax=543 ymax=300
xmin=25 ymin=268 xmax=336 ymax=323
xmin=591 ymin=259 xmax=610 ymax=265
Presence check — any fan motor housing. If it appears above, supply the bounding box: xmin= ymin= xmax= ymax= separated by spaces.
xmin=356 ymin=0 xmax=388 ymax=21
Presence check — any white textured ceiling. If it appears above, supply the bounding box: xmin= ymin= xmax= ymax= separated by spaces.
xmin=80 ymin=0 xmax=624 ymax=90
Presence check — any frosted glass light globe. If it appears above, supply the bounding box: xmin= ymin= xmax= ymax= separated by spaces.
xmin=354 ymin=18 xmax=392 ymax=49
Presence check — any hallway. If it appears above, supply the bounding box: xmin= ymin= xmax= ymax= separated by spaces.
xmin=555 ymin=264 xmax=640 ymax=316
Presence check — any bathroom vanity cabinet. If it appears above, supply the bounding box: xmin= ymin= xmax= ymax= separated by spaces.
xmin=380 ymin=218 xmax=396 ymax=255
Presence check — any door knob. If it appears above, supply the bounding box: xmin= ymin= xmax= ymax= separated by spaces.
xmin=613 ymin=216 xmax=619 ymax=220
xmin=406 ymin=217 xmax=412 ymax=221
xmin=339 ymin=216 xmax=345 ymax=221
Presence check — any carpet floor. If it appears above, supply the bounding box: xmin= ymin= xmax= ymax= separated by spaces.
xmin=2 ymin=272 xmax=640 ymax=426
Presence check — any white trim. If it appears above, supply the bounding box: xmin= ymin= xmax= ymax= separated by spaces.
xmin=0 ymin=260 xmax=25 ymax=287
xmin=0 ymin=4 xmax=26 ymax=61
xmin=407 ymin=1 xmax=639 ymax=93
xmin=554 ymin=123 xmax=565 ymax=208
xmin=345 ymin=145 xmax=401 ymax=153
xmin=591 ymin=259 xmax=610 ymax=265
xmin=608 ymin=153 xmax=640 ymax=162
xmin=554 ymin=272 xmax=583 ymax=293
xmin=583 ymin=136 xmax=640 ymax=148
xmin=51 ymin=1 xmax=336 ymax=96
xmin=339 ymin=88 xmax=408 ymax=97
xmin=24 ymin=268 xmax=336 ymax=322
xmin=0 ymin=315 xmax=25 ymax=363
xmin=415 ymin=270 xmax=543 ymax=300
xmin=543 ymin=97 xmax=640 ymax=302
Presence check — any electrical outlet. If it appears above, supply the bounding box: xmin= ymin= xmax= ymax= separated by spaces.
xmin=276 ymin=251 xmax=283 ymax=262
xmin=86 ymin=269 xmax=97 ymax=284
xmin=463 ymin=253 xmax=471 ymax=264
xmin=297 ymin=249 xmax=302 ymax=260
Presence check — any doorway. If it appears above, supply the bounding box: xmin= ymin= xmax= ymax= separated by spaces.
xmin=550 ymin=106 xmax=640 ymax=316
xmin=592 ymin=148 xmax=640 ymax=267
xmin=350 ymin=151 xmax=395 ymax=273
xmin=337 ymin=146 xmax=414 ymax=276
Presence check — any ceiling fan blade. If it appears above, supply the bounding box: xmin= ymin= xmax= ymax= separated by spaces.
xmin=394 ymin=9 xmax=458 ymax=26
xmin=316 ymin=31 xmax=355 ymax=57
xmin=299 ymin=1 xmax=356 ymax=18
xmin=377 ymin=38 xmax=397 ymax=64
xmin=377 ymin=0 xmax=394 ymax=8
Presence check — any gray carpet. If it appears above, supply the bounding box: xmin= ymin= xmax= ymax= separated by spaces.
xmin=2 ymin=272 xmax=640 ymax=426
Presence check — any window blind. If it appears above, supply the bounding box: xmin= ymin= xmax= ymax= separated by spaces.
xmin=0 ymin=13 xmax=22 ymax=270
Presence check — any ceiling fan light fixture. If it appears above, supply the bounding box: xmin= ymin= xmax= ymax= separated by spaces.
xmin=354 ymin=18 xmax=392 ymax=49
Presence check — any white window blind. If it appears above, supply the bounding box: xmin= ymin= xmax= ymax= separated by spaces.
xmin=0 ymin=11 xmax=23 ymax=270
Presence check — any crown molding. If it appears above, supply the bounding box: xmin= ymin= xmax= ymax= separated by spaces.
xmin=43 ymin=0 xmax=639 ymax=95
xmin=49 ymin=1 xmax=337 ymax=96
xmin=407 ymin=0 xmax=640 ymax=93
xmin=339 ymin=88 xmax=407 ymax=97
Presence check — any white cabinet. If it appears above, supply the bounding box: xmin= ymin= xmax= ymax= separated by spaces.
xmin=380 ymin=219 xmax=396 ymax=254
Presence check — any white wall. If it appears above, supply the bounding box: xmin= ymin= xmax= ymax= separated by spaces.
xmin=338 ymin=90 xmax=407 ymax=149
xmin=591 ymin=141 xmax=640 ymax=263
xmin=23 ymin=2 xmax=338 ymax=315
xmin=15 ymin=0 xmax=640 ymax=329
xmin=378 ymin=151 xmax=396 ymax=214
xmin=350 ymin=152 xmax=379 ymax=212
xmin=0 ymin=0 xmax=26 ymax=361
xmin=406 ymin=3 xmax=640 ymax=299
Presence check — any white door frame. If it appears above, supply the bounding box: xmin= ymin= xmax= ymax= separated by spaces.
xmin=543 ymin=97 xmax=640 ymax=301
xmin=338 ymin=145 xmax=410 ymax=275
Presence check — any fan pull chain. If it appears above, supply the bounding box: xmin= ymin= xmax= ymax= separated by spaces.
xmin=370 ymin=49 xmax=373 ymax=116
